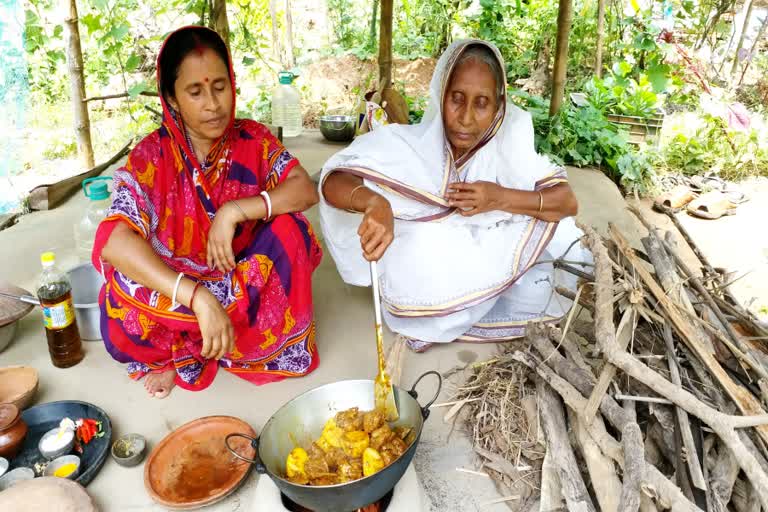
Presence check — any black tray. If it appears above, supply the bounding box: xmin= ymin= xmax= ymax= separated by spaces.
xmin=10 ymin=400 xmax=112 ymax=487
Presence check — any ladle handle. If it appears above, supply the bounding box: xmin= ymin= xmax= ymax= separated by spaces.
xmin=408 ymin=370 xmax=443 ymax=420
xmin=225 ymin=433 xmax=266 ymax=473
xmin=370 ymin=261 xmax=383 ymax=333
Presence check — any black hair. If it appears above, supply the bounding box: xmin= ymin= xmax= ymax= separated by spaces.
xmin=158 ymin=27 xmax=230 ymax=102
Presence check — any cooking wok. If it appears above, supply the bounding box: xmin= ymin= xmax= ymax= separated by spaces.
xmin=226 ymin=371 xmax=441 ymax=512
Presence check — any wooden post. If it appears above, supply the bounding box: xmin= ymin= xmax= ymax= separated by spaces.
xmin=550 ymin=0 xmax=573 ymax=116
xmin=284 ymin=0 xmax=295 ymax=68
xmin=369 ymin=0 xmax=379 ymax=49
xmin=379 ymin=0 xmax=393 ymax=90
xmin=594 ymin=0 xmax=606 ymax=77
xmin=64 ymin=0 xmax=94 ymax=169
xmin=269 ymin=0 xmax=282 ymax=65
xmin=211 ymin=0 xmax=230 ymax=48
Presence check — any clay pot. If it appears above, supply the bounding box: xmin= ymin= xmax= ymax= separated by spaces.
xmin=0 ymin=367 xmax=39 ymax=410
xmin=0 ymin=404 xmax=28 ymax=459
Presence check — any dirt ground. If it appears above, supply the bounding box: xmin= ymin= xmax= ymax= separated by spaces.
xmin=301 ymin=55 xmax=436 ymax=126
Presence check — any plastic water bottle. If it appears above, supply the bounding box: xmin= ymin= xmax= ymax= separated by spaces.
xmin=75 ymin=177 xmax=112 ymax=262
xmin=271 ymin=71 xmax=302 ymax=137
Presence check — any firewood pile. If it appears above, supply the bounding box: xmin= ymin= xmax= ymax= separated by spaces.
xmin=453 ymin=209 xmax=768 ymax=511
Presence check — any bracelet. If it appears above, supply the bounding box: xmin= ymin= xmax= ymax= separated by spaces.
xmin=259 ymin=191 xmax=272 ymax=221
xmin=231 ymin=200 xmax=247 ymax=222
xmin=189 ymin=281 xmax=203 ymax=309
xmin=348 ymin=185 xmax=367 ymax=212
xmin=171 ymin=272 xmax=184 ymax=308
xmin=537 ymin=191 xmax=544 ymax=215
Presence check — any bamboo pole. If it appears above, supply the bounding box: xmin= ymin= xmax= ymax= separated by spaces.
xmin=212 ymin=0 xmax=230 ymax=48
xmin=595 ymin=0 xmax=606 ymax=77
xmin=550 ymin=0 xmax=574 ymax=115
xmin=284 ymin=0 xmax=295 ymax=68
xmin=64 ymin=0 xmax=94 ymax=169
xmin=730 ymin=0 xmax=755 ymax=78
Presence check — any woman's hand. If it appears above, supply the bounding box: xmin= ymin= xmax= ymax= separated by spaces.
xmin=191 ymin=287 xmax=235 ymax=360
xmin=446 ymin=181 xmax=503 ymax=216
xmin=359 ymin=196 xmax=394 ymax=261
xmin=207 ymin=202 xmax=243 ymax=272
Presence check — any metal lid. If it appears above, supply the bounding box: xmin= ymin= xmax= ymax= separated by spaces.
xmin=0 ymin=283 xmax=35 ymax=327
xmin=0 ymin=403 xmax=20 ymax=430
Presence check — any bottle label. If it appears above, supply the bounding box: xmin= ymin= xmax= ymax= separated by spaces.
xmin=42 ymin=300 xmax=75 ymax=330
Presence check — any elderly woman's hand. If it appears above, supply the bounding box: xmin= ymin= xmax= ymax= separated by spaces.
xmin=207 ymin=201 xmax=244 ymax=272
xmin=446 ymin=181 xmax=503 ymax=216
xmin=359 ymin=196 xmax=394 ymax=261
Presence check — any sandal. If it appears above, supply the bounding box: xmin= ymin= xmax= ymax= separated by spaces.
xmin=654 ymin=184 xmax=696 ymax=211
xmin=686 ymin=190 xmax=737 ymax=219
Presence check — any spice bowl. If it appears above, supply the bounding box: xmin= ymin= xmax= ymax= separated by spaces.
xmin=38 ymin=427 xmax=76 ymax=460
xmin=44 ymin=454 xmax=81 ymax=480
xmin=111 ymin=433 xmax=146 ymax=467
xmin=0 ymin=467 xmax=35 ymax=490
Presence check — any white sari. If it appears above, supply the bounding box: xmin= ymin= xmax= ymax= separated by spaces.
xmin=319 ymin=40 xmax=592 ymax=348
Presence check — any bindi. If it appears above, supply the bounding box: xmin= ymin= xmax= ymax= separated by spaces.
xmin=203 ymin=77 xmax=209 ymax=83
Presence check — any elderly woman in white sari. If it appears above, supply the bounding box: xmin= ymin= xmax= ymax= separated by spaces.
xmin=319 ymin=40 xmax=592 ymax=352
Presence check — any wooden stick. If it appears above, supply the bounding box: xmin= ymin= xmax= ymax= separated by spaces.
xmin=570 ymin=408 xmax=622 ymax=512
xmin=82 ymin=90 xmax=159 ymax=103
xmin=618 ymin=401 xmax=643 ymax=512
xmin=611 ymin=224 xmax=768 ymax=448
xmin=614 ymin=394 xmax=673 ymax=405
xmin=537 ymin=378 xmax=596 ymax=512
xmin=662 ymin=322 xmax=708 ymax=491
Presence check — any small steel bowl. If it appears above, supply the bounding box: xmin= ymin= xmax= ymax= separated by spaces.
xmin=319 ymin=115 xmax=356 ymax=142
xmin=0 ymin=457 xmax=8 ymax=478
xmin=111 ymin=433 xmax=147 ymax=467
xmin=44 ymin=454 xmax=81 ymax=480
xmin=0 ymin=467 xmax=35 ymax=490
xmin=38 ymin=427 xmax=75 ymax=460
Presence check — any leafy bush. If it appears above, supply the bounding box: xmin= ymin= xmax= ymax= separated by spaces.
xmin=509 ymin=89 xmax=655 ymax=193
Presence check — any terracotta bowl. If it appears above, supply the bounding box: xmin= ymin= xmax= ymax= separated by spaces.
xmin=0 ymin=366 xmax=39 ymax=411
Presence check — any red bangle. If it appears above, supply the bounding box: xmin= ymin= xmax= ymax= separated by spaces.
xmin=189 ymin=281 xmax=203 ymax=309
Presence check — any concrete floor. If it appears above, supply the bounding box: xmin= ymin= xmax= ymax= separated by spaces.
xmin=0 ymin=131 xmax=636 ymax=511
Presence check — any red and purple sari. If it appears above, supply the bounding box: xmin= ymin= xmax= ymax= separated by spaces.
xmin=92 ymin=27 xmax=322 ymax=391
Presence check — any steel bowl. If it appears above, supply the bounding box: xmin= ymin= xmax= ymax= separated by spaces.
xmin=111 ymin=433 xmax=146 ymax=467
xmin=38 ymin=427 xmax=76 ymax=460
xmin=0 ymin=322 xmax=17 ymax=353
xmin=67 ymin=264 xmax=102 ymax=341
xmin=226 ymin=371 xmax=441 ymax=512
xmin=0 ymin=467 xmax=34 ymax=491
xmin=0 ymin=457 xmax=8 ymax=478
xmin=319 ymin=115 xmax=356 ymax=142
xmin=44 ymin=454 xmax=81 ymax=480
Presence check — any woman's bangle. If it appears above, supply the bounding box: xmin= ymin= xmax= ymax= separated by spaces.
xmin=171 ymin=272 xmax=184 ymax=308
xmin=259 ymin=191 xmax=272 ymax=221
xmin=231 ymin=200 xmax=247 ymax=222
xmin=537 ymin=191 xmax=544 ymax=215
xmin=189 ymin=281 xmax=203 ymax=309
xmin=348 ymin=185 xmax=367 ymax=212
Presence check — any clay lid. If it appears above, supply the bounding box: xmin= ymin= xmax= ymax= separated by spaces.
xmin=0 ymin=403 xmax=20 ymax=430
xmin=0 ymin=283 xmax=35 ymax=327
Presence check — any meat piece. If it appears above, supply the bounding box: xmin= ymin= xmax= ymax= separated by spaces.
xmin=324 ymin=446 xmax=348 ymax=471
xmin=310 ymin=474 xmax=339 ymax=486
xmin=363 ymin=410 xmax=386 ymax=433
xmin=393 ymin=426 xmax=413 ymax=440
xmin=305 ymin=454 xmax=330 ymax=480
xmin=287 ymin=473 xmax=309 ymax=485
xmin=380 ymin=448 xmax=397 ymax=466
xmin=335 ymin=407 xmax=364 ymax=432
xmin=307 ymin=442 xmax=325 ymax=460
xmin=382 ymin=435 xmax=408 ymax=457
xmin=337 ymin=460 xmax=364 ymax=483
xmin=370 ymin=424 xmax=394 ymax=451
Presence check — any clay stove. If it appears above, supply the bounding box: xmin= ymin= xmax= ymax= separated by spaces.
xmin=252 ymin=464 xmax=431 ymax=512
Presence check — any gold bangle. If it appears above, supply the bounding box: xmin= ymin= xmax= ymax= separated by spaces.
xmin=348 ymin=185 xmax=367 ymax=212
xmin=537 ymin=192 xmax=544 ymax=215
xmin=231 ymin=200 xmax=247 ymax=222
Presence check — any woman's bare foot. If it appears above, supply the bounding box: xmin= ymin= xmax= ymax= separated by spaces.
xmin=144 ymin=370 xmax=176 ymax=399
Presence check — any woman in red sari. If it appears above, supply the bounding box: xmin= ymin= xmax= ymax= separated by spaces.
xmin=93 ymin=26 xmax=322 ymax=398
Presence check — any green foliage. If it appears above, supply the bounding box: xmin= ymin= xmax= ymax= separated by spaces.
xmin=585 ymin=73 xmax=661 ymax=118
xmin=510 ymin=89 xmax=655 ymax=193
xmin=659 ymin=114 xmax=768 ymax=180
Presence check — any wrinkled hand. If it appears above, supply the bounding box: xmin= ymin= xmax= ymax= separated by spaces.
xmin=359 ymin=196 xmax=394 ymax=261
xmin=192 ymin=287 xmax=235 ymax=360
xmin=207 ymin=202 xmax=243 ymax=272
xmin=446 ymin=181 xmax=502 ymax=216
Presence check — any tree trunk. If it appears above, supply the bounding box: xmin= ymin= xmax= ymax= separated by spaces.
xmin=369 ymin=0 xmax=379 ymax=49
xmin=379 ymin=0 xmax=394 ymax=90
xmin=730 ymin=0 xmax=755 ymax=77
xmin=284 ymin=0 xmax=295 ymax=68
xmin=739 ymin=12 xmax=768 ymax=84
xmin=211 ymin=0 xmax=230 ymax=48
xmin=550 ymin=0 xmax=574 ymax=116
xmin=269 ymin=0 xmax=283 ymax=66
xmin=595 ymin=0 xmax=606 ymax=77
xmin=64 ymin=0 xmax=94 ymax=169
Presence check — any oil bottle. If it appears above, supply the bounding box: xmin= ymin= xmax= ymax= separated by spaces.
xmin=37 ymin=252 xmax=84 ymax=368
